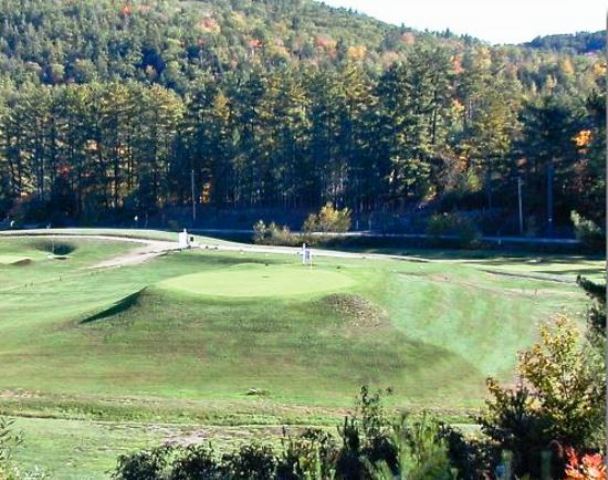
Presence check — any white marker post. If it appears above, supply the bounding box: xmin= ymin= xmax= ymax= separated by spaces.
xmin=178 ymin=229 xmax=191 ymax=249
xmin=306 ymin=248 xmax=313 ymax=267
xmin=301 ymin=243 xmax=313 ymax=267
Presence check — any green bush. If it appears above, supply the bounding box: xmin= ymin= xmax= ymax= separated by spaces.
xmin=571 ymin=211 xmax=604 ymax=250
xmin=577 ymin=276 xmax=606 ymax=339
xmin=371 ymin=414 xmax=455 ymax=480
xmin=276 ymin=428 xmax=337 ymax=480
xmin=221 ymin=444 xmax=276 ymax=480
xmin=303 ymin=203 xmax=351 ymax=233
xmin=112 ymin=445 xmax=174 ymax=480
xmin=478 ymin=316 xmax=604 ymax=478
xmin=0 ymin=417 xmax=21 ymax=480
xmin=253 ymin=221 xmax=300 ymax=246
xmin=170 ymin=445 xmax=222 ymax=480
xmin=426 ymin=213 xmax=480 ymax=246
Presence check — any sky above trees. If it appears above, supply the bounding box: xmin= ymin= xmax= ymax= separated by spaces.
xmin=321 ymin=0 xmax=605 ymax=44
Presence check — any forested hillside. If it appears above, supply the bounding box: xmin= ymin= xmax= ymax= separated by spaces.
xmin=526 ymin=31 xmax=604 ymax=54
xmin=0 ymin=0 xmax=604 ymax=234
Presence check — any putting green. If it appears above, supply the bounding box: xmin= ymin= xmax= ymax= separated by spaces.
xmin=159 ymin=264 xmax=356 ymax=298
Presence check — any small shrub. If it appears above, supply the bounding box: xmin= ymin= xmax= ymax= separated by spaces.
xmin=0 ymin=417 xmax=22 ymax=479
xmin=426 ymin=212 xmax=480 ymax=246
xmin=253 ymin=220 xmax=268 ymax=244
xmin=335 ymin=386 xmax=397 ymax=479
xmin=478 ymin=380 xmax=553 ymax=478
xmin=571 ymin=211 xmax=604 ymax=250
xmin=577 ymin=276 xmax=606 ymax=339
xmin=113 ymin=445 xmax=173 ymax=480
xmin=303 ymin=203 xmax=351 ymax=233
xmin=276 ymin=428 xmax=337 ymax=480
xmin=169 ymin=445 xmax=221 ymax=480
xmin=438 ymin=424 xmax=489 ymax=480
xmin=221 ymin=444 xmax=277 ymax=480
xmin=370 ymin=414 xmax=460 ymax=480
xmin=253 ymin=221 xmax=300 ymax=246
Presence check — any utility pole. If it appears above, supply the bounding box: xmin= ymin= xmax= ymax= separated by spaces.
xmin=517 ymin=177 xmax=524 ymax=236
xmin=191 ymin=169 xmax=197 ymax=224
xmin=546 ymin=160 xmax=554 ymax=237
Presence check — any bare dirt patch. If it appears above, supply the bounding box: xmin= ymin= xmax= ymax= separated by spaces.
xmin=321 ymin=293 xmax=389 ymax=331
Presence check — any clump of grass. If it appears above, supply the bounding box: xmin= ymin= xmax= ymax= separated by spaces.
xmin=246 ymin=388 xmax=270 ymax=397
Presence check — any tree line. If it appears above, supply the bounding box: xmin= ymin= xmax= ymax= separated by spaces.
xmin=0 ymin=0 xmax=604 ymax=232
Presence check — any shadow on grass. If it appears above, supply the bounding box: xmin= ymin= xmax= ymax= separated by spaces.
xmin=81 ymin=289 xmax=144 ymax=324
xmin=32 ymin=240 xmax=77 ymax=256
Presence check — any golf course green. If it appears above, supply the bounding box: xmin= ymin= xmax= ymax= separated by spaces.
xmin=159 ymin=264 xmax=356 ymax=298
xmin=0 ymin=230 xmax=602 ymax=479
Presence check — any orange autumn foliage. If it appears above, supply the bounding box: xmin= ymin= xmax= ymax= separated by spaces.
xmin=564 ymin=448 xmax=606 ymax=480
xmin=574 ymin=129 xmax=592 ymax=149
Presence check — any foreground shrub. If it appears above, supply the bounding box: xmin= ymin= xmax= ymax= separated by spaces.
xmin=335 ymin=386 xmax=397 ymax=479
xmin=371 ymin=414 xmax=455 ymax=480
xmin=113 ymin=387 xmax=467 ymax=480
xmin=170 ymin=445 xmax=221 ymax=480
xmin=276 ymin=428 xmax=337 ymax=480
xmin=113 ymin=446 xmax=174 ymax=480
xmin=577 ymin=276 xmax=606 ymax=339
xmin=0 ymin=418 xmax=21 ymax=480
xmin=303 ymin=203 xmax=351 ymax=233
xmin=221 ymin=444 xmax=276 ymax=480
xmin=479 ymin=316 xmax=605 ymax=478
xmin=571 ymin=211 xmax=604 ymax=251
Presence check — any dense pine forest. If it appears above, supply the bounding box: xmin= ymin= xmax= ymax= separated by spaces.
xmin=0 ymin=0 xmax=604 ymax=234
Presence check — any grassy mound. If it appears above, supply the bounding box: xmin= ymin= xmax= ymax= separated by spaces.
xmin=158 ymin=264 xmax=357 ymax=298
xmin=0 ymin=255 xmax=32 ymax=265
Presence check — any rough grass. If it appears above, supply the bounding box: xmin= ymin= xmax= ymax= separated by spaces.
xmin=0 ymin=231 xmax=599 ymax=478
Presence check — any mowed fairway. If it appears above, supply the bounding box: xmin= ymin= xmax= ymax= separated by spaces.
xmin=0 ymin=231 xmax=600 ymax=479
